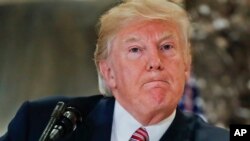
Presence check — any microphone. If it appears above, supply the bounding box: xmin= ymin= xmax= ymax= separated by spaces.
xmin=39 ymin=102 xmax=66 ymax=141
xmin=49 ymin=106 xmax=82 ymax=140
xmin=39 ymin=101 xmax=82 ymax=141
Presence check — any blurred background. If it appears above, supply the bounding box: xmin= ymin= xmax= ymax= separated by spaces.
xmin=0 ymin=0 xmax=249 ymax=135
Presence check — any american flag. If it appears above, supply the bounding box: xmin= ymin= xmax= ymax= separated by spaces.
xmin=178 ymin=76 xmax=207 ymax=121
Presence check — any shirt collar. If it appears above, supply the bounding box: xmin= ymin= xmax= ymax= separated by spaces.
xmin=146 ymin=109 xmax=176 ymax=141
xmin=111 ymin=100 xmax=176 ymax=141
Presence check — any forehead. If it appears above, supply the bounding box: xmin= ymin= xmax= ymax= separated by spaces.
xmin=114 ymin=20 xmax=181 ymax=42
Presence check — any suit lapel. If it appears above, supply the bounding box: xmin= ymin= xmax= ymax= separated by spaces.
xmin=160 ymin=108 xmax=195 ymax=141
xmin=74 ymin=97 xmax=115 ymax=141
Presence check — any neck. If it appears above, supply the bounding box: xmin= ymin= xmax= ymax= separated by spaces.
xmin=133 ymin=108 xmax=175 ymax=126
xmin=118 ymin=100 xmax=176 ymax=126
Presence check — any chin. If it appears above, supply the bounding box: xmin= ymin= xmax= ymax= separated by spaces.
xmin=147 ymin=88 xmax=168 ymax=103
xmin=147 ymin=92 xmax=167 ymax=106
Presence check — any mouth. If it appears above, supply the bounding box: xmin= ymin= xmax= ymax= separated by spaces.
xmin=144 ymin=80 xmax=169 ymax=88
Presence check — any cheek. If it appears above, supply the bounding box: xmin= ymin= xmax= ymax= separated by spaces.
xmin=113 ymin=62 xmax=144 ymax=90
xmin=115 ymin=66 xmax=138 ymax=84
xmin=168 ymin=57 xmax=187 ymax=83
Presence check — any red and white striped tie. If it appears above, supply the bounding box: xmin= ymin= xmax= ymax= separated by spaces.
xmin=129 ymin=127 xmax=149 ymax=141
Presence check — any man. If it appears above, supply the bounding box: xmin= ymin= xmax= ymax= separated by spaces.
xmin=0 ymin=0 xmax=229 ymax=141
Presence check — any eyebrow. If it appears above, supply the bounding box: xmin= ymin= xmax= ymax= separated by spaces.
xmin=122 ymin=32 xmax=174 ymax=44
xmin=158 ymin=33 xmax=174 ymax=43
xmin=123 ymin=36 xmax=141 ymax=43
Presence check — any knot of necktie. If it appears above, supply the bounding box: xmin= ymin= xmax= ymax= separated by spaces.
xmin=129 ymin=127 xmax=149 ymax=141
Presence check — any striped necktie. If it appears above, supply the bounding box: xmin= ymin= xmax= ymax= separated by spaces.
xmin=129 ymin=127 xmax=149 ymax=141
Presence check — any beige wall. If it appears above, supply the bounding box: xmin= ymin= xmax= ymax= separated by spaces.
xmin=0 ymin=0 xmax=117 ymax=135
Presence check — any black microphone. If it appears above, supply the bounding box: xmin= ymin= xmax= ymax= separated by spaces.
xmin=49 ymin=106 xmax=82 ymax=140
xmin=39 ymin=101 xmax=66 ymax=141
xmin=39 ymin=101 xmax=82 ymax=141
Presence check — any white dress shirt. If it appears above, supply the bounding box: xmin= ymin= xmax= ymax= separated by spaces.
xmin=111 ymin=101 xmax=176 ymax=141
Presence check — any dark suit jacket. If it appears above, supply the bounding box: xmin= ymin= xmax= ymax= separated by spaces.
xmin=0 ymin=95 xmax=229 ymax=141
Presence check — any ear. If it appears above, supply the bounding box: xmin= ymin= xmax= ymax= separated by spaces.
xmin=184 ymin=53 xmax=192 ymax=82
xmin=98 ymin=60 xmax=116 ymax=89
xmin=184 ymin=64 xmax=191 ymax=82
xmin=183 ymin=42 xmax=192 ymax=82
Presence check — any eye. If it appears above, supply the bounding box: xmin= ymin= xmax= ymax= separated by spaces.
xmin=129 ymin=47 xmax=141 ymax=53
xmin=160 ymin=44 xmax=173 ymax=51
xmin=127 ymin=46 xmax=143 ymax=60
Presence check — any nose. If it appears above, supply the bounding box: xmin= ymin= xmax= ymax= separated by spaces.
xmin=146 ymin=50 xmax=164 ymax=71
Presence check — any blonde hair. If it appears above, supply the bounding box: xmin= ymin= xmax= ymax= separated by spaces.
xmin=94 ymin=0 xmax=191 ymax=96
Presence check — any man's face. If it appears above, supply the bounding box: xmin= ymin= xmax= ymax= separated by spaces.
xmin=99 ymin=20 xmax=190 ymax=124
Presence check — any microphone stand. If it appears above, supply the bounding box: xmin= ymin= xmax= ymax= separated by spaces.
xmin=39 ymin=101 xmax=66 ymax=141
xmin=39 ymin=101 xmax=82 ymax=141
